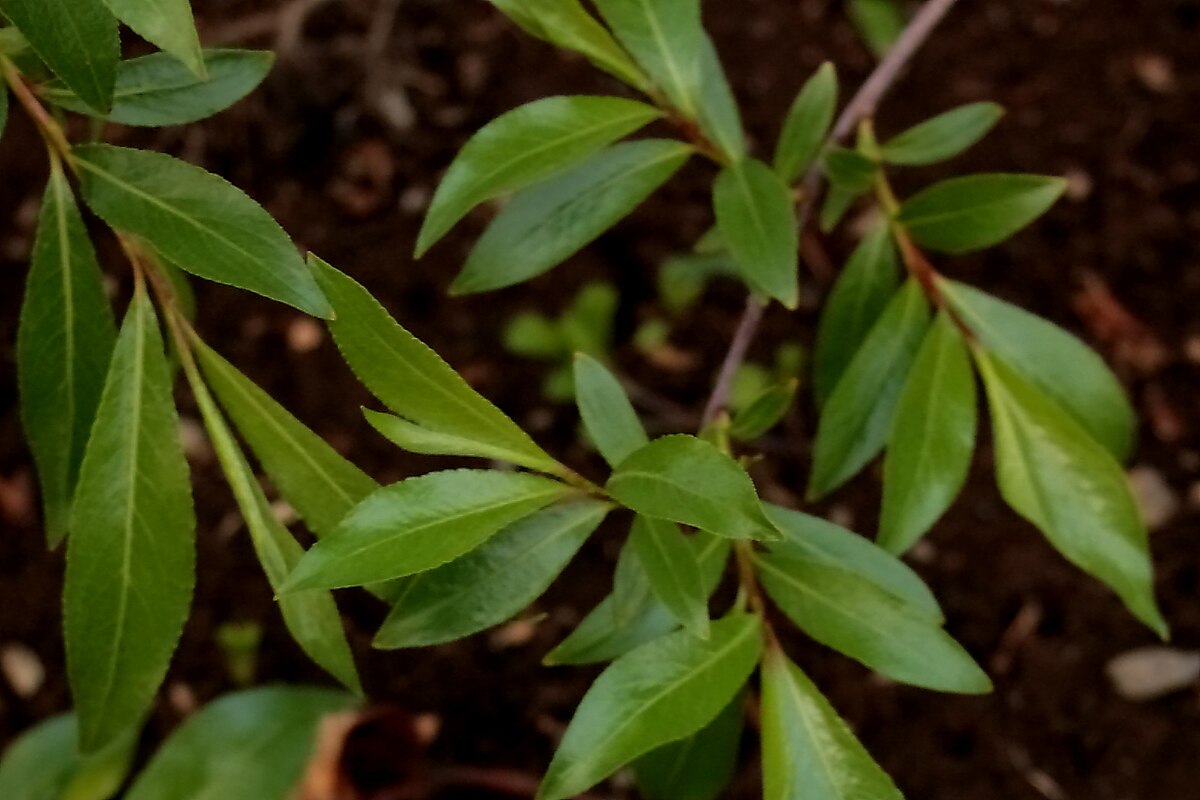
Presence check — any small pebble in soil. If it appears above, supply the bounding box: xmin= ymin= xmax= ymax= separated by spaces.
xmin=287 ymin=317 xmax=325 ymax=354
xmin=1106 ymin=647 xmax=1200 ymax=701
xmin=0 ymin=643 xmax=45 ymax=698
xmin=1132 ymin=54 xmax=1177 ymax=94
xmin=1127 ymin=466 xmax=1179 ymax=530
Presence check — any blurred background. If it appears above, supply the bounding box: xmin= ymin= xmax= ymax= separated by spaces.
xmin=1 ymin=0 xmax=1198 ymax=797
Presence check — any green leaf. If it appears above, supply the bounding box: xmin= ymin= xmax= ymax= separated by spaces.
xmin=503 ymin=312 xmax=565 ymax=359
xmin=99 ymin=0 xmax=205 ymax=78
xmin=592 ymin=0 xmax=703 ymax=116
xmin=695 ymin=34 xmax=745 ymax=162
xmin=941 ymin=279 xmax=1135 ymax=459
xmin=761 ymin=651 xmax=903 ymax=800
xmin=453 ymin=139 xmax=691 ymax=293
xmin=17 ymin=162 xmax=117 ymax=545
xmin=608 ymin=434 xmax=780 ymax=540
xmin=0 ymin=86 xmax=7 ymax=141
xmin=41 ymin=49 xmax=272 ymax=126
xmin=312 ymin=257 xmax=562 ymax=474
xmin=189 ymin=371 xmax=361 ymax=693
xmin=0 ymin=714 xmax=138 ymax=800
xmin=611 ymin=528 xmax=654 ymax=624
xmin=730 ymin=379 xmax=797 ymax=441
xmin=630 ymin=515 xmax=710 ymax=637
xmin=882 ymin=102 xmax=1004 ymax=166
xmin=755 ymin=552 xmax=991 ymax=693
xmin=819 ymin=183 xmax=857 ymax=233
xmin=282 ymin=470 xmax=573 ymax=592
xmin=545 ymin=532 xmax=729 ymax=665
xmin=125 ymin=686 xmax=355 ymax=800
xmin=416 ymin=95 xmax=661 ymax=255
xmin=633 ymin=694 xmax=743 ymax=800
xmin=538 ymin=613 xmax=762 ymax=800
xmin=879 ymin=312 xmax=976 ymax=555
xmin=812 ymin=222 xmax=901 ymax=407
xmin=64 ymin=286 xmax=196 ymax=752
xmin=809 ymin=280 xmax=930 ymax=499
xmin=897 ymin=173 xmax=1067 ymax=254
xmin=713 ymin=158 xmax=800 ymax=308
xmin=0 ymin=0 xmax=118 ymax=112
xmin=72 ymin=145 xmax=330 ymax=317
xmin=763 ymin=503 xmax=942 ymax=622
xmin=373 ymin=500 xmax=610 ymax=649
xmin=974 ymin=350 xmax=1166 ymax=636
xmin=848 ymin=0 xmax=905 ymax=58
xmin=774 ymin=62 xmax=837 ymax=183
xmin=823 ymin=147 xmax=876 ymax=192
xmin=486 ymin=0 xmax=650 ymax=90
xmin=573 ymin=353 xmax=648 ymax=467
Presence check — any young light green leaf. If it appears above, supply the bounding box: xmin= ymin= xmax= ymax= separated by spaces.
xmin=312 ymin=257 xmax=563 ymax=475
xmin=0 ymin=714 xmax=138 ymax=800
xmin=632 ymin=694 xmax=743 ymax=800
xmin=761 ymin=651 xmax=903 ymax=800
xmin=72 ymin=145 xmax=330 ymax=317
xmin=809 ymin=280 xmax=930 ymax=499
xmin=812 ymin=222 xmax=901 ymax=406
xmin=823 ymin=147 xmax=877 ymax=192
xmin=695 ymin=34 xmax=745 ymax=162
xmin=713 ymin=158 xmax=800 ymax=308
xmin=40 ymin=49 xmax=272 ymax=126
xmin=189 ymin=373 xmax=361 ymax=693
xmin=974 ymin=350 xmax=1166 ymax=636
xmin=630 ymin=515 xmax=710 ymax=637
xmin=592 ymin=0 xmax=703 ymax=116
xmin=755 ymin=553 xmax=991 ymax=693
xmin=574 ymin=353 xmax=648 ymax=467
xmin=0 ymin=0 xmax=118 ymax=112
xmin=374 ymin=500 xmax=610 ymax=649
xmin=730 ymin=380 xmax=797 ymax=442
xmin=848 ymin=0 xmax=905 ymax=58
xmin=897 ymin=173 xmax=1067 ymax=254
xmin=125 ymin=687 xmax=355 ymax=800
xmin=453 ymin=139 xmax=691 ymax=293
xmin=538 ymin=613 xmax=762 ymax=800
xmin=941 ymin=279 xmax=1134 ymax=459
xmin=608 ymin=434 xmax=780 ymax=540
xmin=487 ymin=0 xmax=650 ymax=90
xmin=362 ymin=410 xmax=532 ymax=470
xmin=882 ymin=102 xmax=1004 ymax=166
xmin=545 ymin=532 xmax=730 ymax=665
xmin=65 ymin=287 xmax=196 ymax=752
xmin=99 ymin=0 xmax=205 ymax=78
xmin=283 ymin=470 xmax=572 ymax=592
xmin=764 ymin=503 xmax=942 ymax=621
xmin=17 ymin=161 xmax=117 ymax=545
xmin=879 ymin=312 xmax=976 ymax=555
xmin=774 ymin=62 xmax=837 ymax=183
xmin=819 ymin=183 xmax=858 ymax=233
xmin=416 ymin=95 xmax=661 ymax=255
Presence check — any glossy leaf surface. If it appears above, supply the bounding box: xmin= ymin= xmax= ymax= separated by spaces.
xmin=713 ymin=158 xmax=800 ymax=308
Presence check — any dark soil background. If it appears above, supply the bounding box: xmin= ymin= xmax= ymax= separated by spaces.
xmin=2 ymin=0 xmax=1199 ymax=798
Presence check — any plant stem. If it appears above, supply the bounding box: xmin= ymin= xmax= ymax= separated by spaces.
xmin=0 ymin=56 xmax=75 ymax=165
xmin=700 ymin=295 xmax=765 ymax=427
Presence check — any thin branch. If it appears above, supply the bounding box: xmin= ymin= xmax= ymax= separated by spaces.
xmin=700 ymin=296 xmax=765 ymax=427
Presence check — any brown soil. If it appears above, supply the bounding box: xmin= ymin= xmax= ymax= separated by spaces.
xmin=2 ymin=0 xmax=1198 ymax=798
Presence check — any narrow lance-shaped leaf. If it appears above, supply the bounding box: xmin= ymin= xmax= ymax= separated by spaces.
xmin=125 ymin=687 xmax=355 ymax=800
xmin=695 ymin=34 xmax=745 ymax=162
xmin=974 ymin=349 xmax=1166 ymax=636
xmin=17 ymin=161 xmax=117 ymax=545
xmin=0 ymin=0 xmax=118 ymax=112
xmin=848 ymin=0 xmax=905 ymax=58
xmin=809 ymin=280 xmax=931 ymax=499
xmin=755 ymin=552 xmax=992 ymax=694
xmin=65 ymin=286 xmax=196 ymax=752
xmin=282 ymin=470 xmax=573 ymax=592
xmin=812 ymin=222 xmax=900 ymax=406
xmin=0 ymin=714 xmax=138 ymax=800
xmin=311 ymin=257 xmax=564 ymax=475
xmin=188 ymin=369 xmax=361 ymax=693
xmin=730 ymin=379 xmax=797 ymax=441
xmin=453 ymin=139 xmax=692 ymax=294
xmin=40 ymin=49 xmax=273 ymax=127
xmin=0 ymin=87 xmax=8 ymax=141
xmin=592 ymin=0 xmax=704 ymax=116
xmin=611 ymin=528 xmax=652 ymax=624
xmin=99 ymin=0 xmax=205 ymax=78
xmin=774 ymin=61 xmax=837 ymax=183
xmin=713 ymin=158 xmax=800 ymax=308
xmin=608 ymin=434 xmax=780 ymax=540
xmin=630 ymin=515 xmax=710 ymax=637
xmin=882 ymin=102 xmax=1004 ymax=166
xmin=879 ymin=312 xmax=976 ymax=554
xmin=416 ymin=95 xmax=662 ymax=255
xmin=573 ymin=352 xmax=648 ymax=467
xmin=898 ymin=173 xmax=1067 ymax=254
xmin=73 ymin=145 xmax=331 ymax=317
xmin=633 ymin=694 xmax=743 ymax=800
xmin=761 ymin=650 xmax=904 ymax=800
xmin=538 ymin=614 xmax=762 ymax=800
xmin=373 ymin=500 xmax=611 ymax=649
xmin=941 ymin=278 xmax=1134 ymax=459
